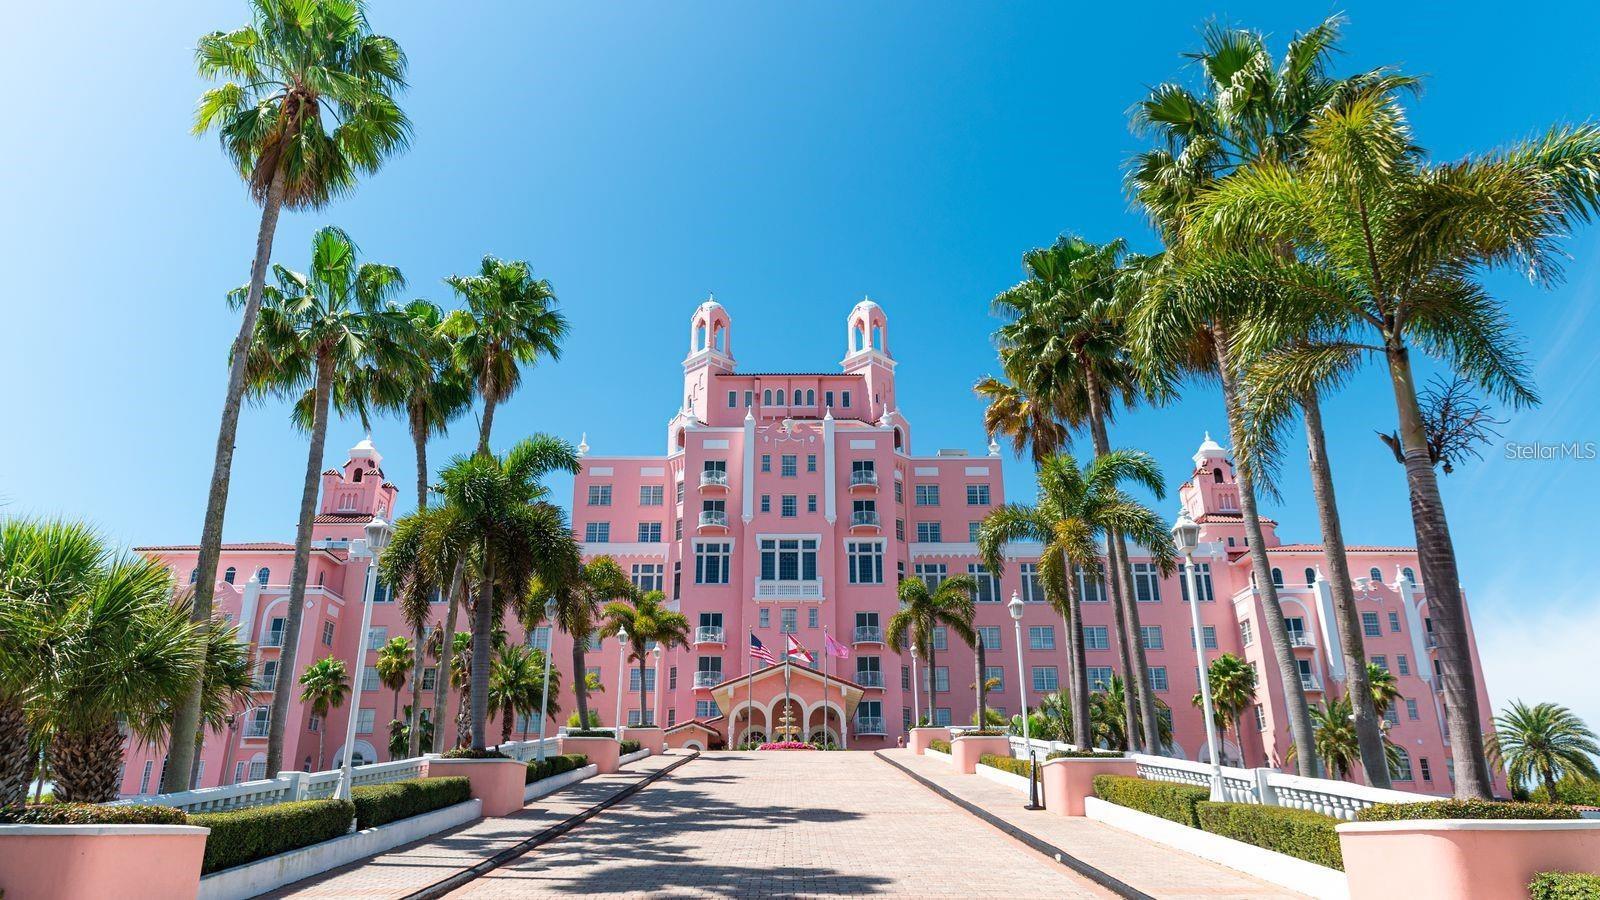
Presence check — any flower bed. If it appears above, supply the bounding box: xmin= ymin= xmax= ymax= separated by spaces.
xmin=1530 ymin=871 xmax=1600 ymax=899
xmin=352 ymin=777 xmax=470 ymax=830
xmin=527 ymin=753 xmax=589 ymax=784
xmin=1046 ymin=749 xmax=1124 ymax=760
xmin=0 ymin=803 xmax=187 ymax=825
xmin=1355 ymin=799 xmax=1578 ymax=822
xmin=757 ymin=741 xmax=816 ymax=750
xmin=190 ymin=799 xmax=354 ymax=875
xmin=1093 ymin=774 xmax=1208 ymax=827
xmin=980 ymin=753 xmax=1033 ymax=777
xmin=928 ymin=739 xmax=952 ymax=754
xmin=1197 ymin=800 xmax=1344 ymax=870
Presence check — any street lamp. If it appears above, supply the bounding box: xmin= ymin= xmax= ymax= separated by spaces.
xmin=1009 ymin=590 xmax=1042 ymax=810
xmin=1173 ymin=508 xmax=1225 ymax=801
xmin=909 ymin=643 xmax=921 ymax=728
xmin=614 ymin=625 xmax=629 ymax=735
xmin=651 ymin=644 xmax=664 ymax=728
xmin=536 ymin=596 xmax=557 ymax=762
xmin=336 ymin=516 xmax=391 ymax=800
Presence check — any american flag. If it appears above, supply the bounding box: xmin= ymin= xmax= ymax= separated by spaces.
xmin=749 ymin=633 xmax=776 ymax=666
xmin=786 ymin=633 xmax=816 ymax=665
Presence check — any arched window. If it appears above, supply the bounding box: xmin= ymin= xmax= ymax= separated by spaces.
xmin=695 ymin=324 xmax=706 ymax=351
xmin=353 ymin=468 xmax=363 ymax=482
xmin=1212 ymin=467 xmax=1224 ymax=483
xmin=1390 ymin=746 xmax=1414 ymax=781
xmin=853 ymin=326 xmax=865 ymax=352
xmin=223 ymin=567 xmax=236 ymax=585
xmin=872 ymin=326 xmax=883 ymax=350
xmin=894 ymin=427 xmax=904 ymax=451
xmin=1304 ymin=567 xmax=1316 ymax=587
xmin=190 ymin=567 xmax=198 ymax=584
xmin=257 ymin=567 xmax=270 ymax=584
xmin=1368 ymin=567 xmax=1383 ymax=584
xmin=806 ymin=389 xmax=815 ymax=406
xmin=1270 ymin=568 xmax=1284 ymax=588
xmin=776 ymin=389 xmax=786 ymax=405
xmin=1402 ymin=567 xmax=1416 ymax=584
xmin=714 ymin=326 xmax=725 ymax=352
xmin=763 ymin=389 xmax=772 ymax=405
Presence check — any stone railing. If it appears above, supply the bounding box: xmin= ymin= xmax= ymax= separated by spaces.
xmin=1129 ymin=753 xmax=1434 ymax=820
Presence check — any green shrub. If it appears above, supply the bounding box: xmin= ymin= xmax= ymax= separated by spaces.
xmin=564 ymin=729 xmax=616 ymax=739
xmin=619 ymin=740 xmax=642 ymax=755
xmin=1092 ymin=775 xmax=1209 ymax=827
xmin=440 ymin=747 xmax=508 ymax=760
xmin=1046 ymin=750 xmax=1124 ymax=760
xmin=928 ymin=739 xmax=952 ymax=754
xmin=526 ymin=753 xmax=589 ymax=784
xmin=1530 ymin=872 xmax=1600 ymax=899
xmin=1356 ymin=799 xmax=1578 ymax=822
xmin=1196 ymin=801 xmax=1344 ymax=870
xmin=351 ymin=777 xmax=470 ymax=830
xmin=960 ymin=729 xmax=1006 ymax=737
xmin=0 ymin=803 xmax=187 ymax=825
xmin=979 ymin=754 xmax=1035 ymax=777
xmin=191 ymin=799 xmax=354 ymax=874
xmin=1531 ymin=776 xmax=1600 ymax=807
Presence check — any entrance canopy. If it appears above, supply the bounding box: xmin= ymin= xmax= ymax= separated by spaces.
xmin=711 ymin=662 xmax=866 ymax=745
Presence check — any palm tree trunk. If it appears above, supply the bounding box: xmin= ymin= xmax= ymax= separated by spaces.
xmin=502 ymin=704 xmax=514 ymax=744
xmin=1385 ymin=344 xmax=1493 ymax=799
xmin=975 ymin=641 xmax=988 ymax=727
xmin=412 ymin=409 xmax=430 ymax=514
xmin=266 ymin=350 xmax=337 ymax=777
xmin=430 ymin=563 xmax=464 ymax=753
xmin=470 ymin=551 xmax=494 ymax=750
xmin=190 ymin=733 xmax=204 ymax=788
xmin=1065 ymin=575 xmax=1092 ymax=749
xmin=927 ymin=641 xmax=938 ymax=724
xmin=1235 ymin=714 xmax=1248 ymax=768
xmin=165 ymin=169 xmax=288 ymax=793
xmin=477 ymin=396 xmax=497 ymax=457
xmin=317 ymin=728 xmax=325 ymax=772
xmin=52 ymin=721 xmax=124 ymax=804
xmin=638 ymin=656 xmax=648 ymax=726
xmin=408 ymin=626 xmax=425 ymax=757
xmin=572 ymin=640 xmax=591 ymax=727
xmin=1215 ymin=326 xmax=1318 ymax=777
xmin=1302 ymin=393 xmax=1390 ymax=788
xmin=0 ymin=694 xmax=30 ymax=810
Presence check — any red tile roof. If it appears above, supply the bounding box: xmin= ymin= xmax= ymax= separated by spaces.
xmin=136 ymin=542 xmax=296 ymax=551
xmin=312 ymin=513 xmax=371 ymax=524
xmin=1267 ymin=543 xmax=1416 ymax=553
xmin=1199 ymin=512 xmax=1278 ymax=525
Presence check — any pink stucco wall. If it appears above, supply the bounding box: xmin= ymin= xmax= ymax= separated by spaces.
xmin=0 ymin=825 xmax=209 ymax=899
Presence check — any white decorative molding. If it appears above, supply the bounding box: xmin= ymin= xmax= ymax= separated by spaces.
xmin=848 ymin=439 xmax=877 ymax=449
xmin=963 ymin=466 xmax=992 ymax=476
xmin=640 ymin=467 xmax=665 ymax=476
xmin=913 ymin=466 xmax=938 ymax=476
xmin=703 ymin=439 xmax=730 ymax=450
xmin=589 ymin=466 xmax=614 ymax=476
xmin=579 ymin=543 xmax=669 ymax=557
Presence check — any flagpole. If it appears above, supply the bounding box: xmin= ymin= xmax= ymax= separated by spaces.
xmin=746 ymin=627 xmax=755 ymax=748
xmin=822 ymin=628 xmax=831 ymax=748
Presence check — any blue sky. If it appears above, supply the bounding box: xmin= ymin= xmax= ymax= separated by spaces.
xmin=3 ymin=2 xmax=1598 ymax=726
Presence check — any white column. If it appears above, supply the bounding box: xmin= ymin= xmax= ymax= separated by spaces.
xmin=742 ymin=410 xmax=757 ymax=523
xmin=822 ymin=411 xmax=837 ymax=524
xmin=1312 ymin=568 xmax=1345 ymax=682
xmin=238 ymin=580 xmax=262 ymax=644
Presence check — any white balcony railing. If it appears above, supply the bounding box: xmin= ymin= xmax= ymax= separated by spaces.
xmin=243 ymin=723 xmax=270 ymax=739
xmin=693 ymin=671 xmax=723 ymax=689
xmin=1301 ymin=675 xmax=1323 ymax=692
xmin=854 ymin=670 xmax=884 ymax=687
xmin=850 ymin=469 xmax=878 ymax=487
xmin=251 ymin=680 xmax=275 ymax=693
xmin=694 ymin=626 xmax=726 ymax=644
xmin=262 ymin=632 xmax=286 ymax=648
xmin=854 ymin=716 xmax=886 ymax=735
xmin=850 ymin=510 xmax=880 ymax=527
xmin=699 ymin=510 xmax=729 ymax=528
xmin=853 ymin=625 xmax=884 ymax=644
xmin=754 ymin=578 xmax=823 ymax=600
xmin=699 ymin=470 xmax=729 ymax=488
xmin=1288 ymin=633 xmax=1315 ymax=648
xmin=1130 ymin=753 xmax=1435 ymax=821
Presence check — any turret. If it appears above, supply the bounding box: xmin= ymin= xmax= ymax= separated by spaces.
xmin=841 ymin=297 xmax=897 ymax=420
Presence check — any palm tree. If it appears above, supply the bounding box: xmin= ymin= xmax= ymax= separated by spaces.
xmin=1487 ymin=702 xmax=1600 ymax=798
xmin=436 ymin=437 xmax=582 ymax=750
xmin=153 ymin=613 xmax=256 ymax=789
xmin=388 ymin=704 xmax=434 ymax=759
xmin=488 ymin=645 xmax=564 ymax=743
xmin=887 ymin=576 xmax=977 ymax=731
xmin=376 ymin=636 xmax=414 ymax=725
xmin=172 ymin=0 xmax=410 ymax=792
xmin=1294 ymin=695 xmax=1360 ymax=780
xmin=443 ymin=257 xmax=567 ymax=456
xmin=974 ymin=375 xmax=1068 ymax=468
xmin=602 ymin=591 xmax=690 ymax=728
xmin=978 ymin=451 xmax=1174 ymax=749
xmin=1193 ymin=653 xmax=1258 ymax=767
xmin=425 ymin=629 xmax=474 ymax=747
xmin=1179 ymin=96 xmax=1600 ymax=797
xmin=1090 ymin=675 xmax=1129 ymax=749
xmin=536 ymin=556 xmax=633 ymax=731
xmin=374 ymin=300 xmax=473 ymax=512
xmin=383 ymin=503 xmax=471 ymax=754
xmin=298 ymin=657 xmax=349 ymax=770
xmin=1366 ymin=663 xmax=1402 ymax=719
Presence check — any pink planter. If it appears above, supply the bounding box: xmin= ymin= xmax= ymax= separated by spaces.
xmin=1041 ymin=756 xmax=1137 ymax=816
xmin=1338 ymin=819 xmax=1600 ymax=900
xmin=950 ymin=735 xmax=1012 ymax=774
xmin=621 ymin=726 xmax=666 ymax=756
xmin=908 ymin=727 xmax=951 ymax=755
xmin=425 ymin=757 xmax=528 ymax=817
xmin=0 ymin=824 xmax=209 ymax=900
xmin=561 ymin=736 xmax=623 ymax=774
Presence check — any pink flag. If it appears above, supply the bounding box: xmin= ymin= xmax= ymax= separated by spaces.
xmin=823 ymin=630 xmax=851 ymax=659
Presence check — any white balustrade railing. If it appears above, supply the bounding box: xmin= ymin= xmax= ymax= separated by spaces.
xmin=1128 ymin=753 xmax=1434 ymax=820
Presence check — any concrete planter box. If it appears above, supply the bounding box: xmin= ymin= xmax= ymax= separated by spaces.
xmin=950 ymin=735 xmax=1011 ymax=774
xmin=1041 ymin=756 xmax=1137 ymax=816
xmin=1087 ymin=797 xmax=1347 ymax=900
xmin=619 ymin=748 xmax=650 ymax=766
xmin=425 ymin=757 xmax=528 ymax=817
xmin=908 ymin=727 xmax=951 ymax=755
xmin=975 ymin=762 xmax=1032 ymax=794
xmin=525 ymin=764 xmax=598 ymax=803
xmin=1338 ymin=819 xmax=1600 ymax=900
xmin=926 ymin=748 xmax=952 ymax=763
xmin=196 ymin=799 xmax=481 ymax=900
xmin=561 ymin=736 xmax=622 ymax=774
xmin=0 ymin=823 xmax=209 ymax=900
xmin=620 ymin=726 xmax=666 ymax=756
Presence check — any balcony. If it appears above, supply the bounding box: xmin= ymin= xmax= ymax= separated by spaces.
xmin=849 ymin=470 xmax=879 ymax=492
xmin=699 ymin=470 xmax=729 ymax=490
xmin=262 ymin=632 xmax=286 ymax=649
xmin=754 ymin=578 xmax=823 ymax=601
xmin=853 ymin=625 xmax=885 ymax=645
xmin=854 ymin=670 xmax=884 ymax=688
xmin=1288 ymin=633 xmax=1316 ymax=650
xmin=694 ymin=626 xmax=726 ymax=645
xmin=244 ymin=723 xmax=269 ymax=739
xmin=693 ymin=671 xmax=724 ymax=689
xmin=1300 ymin=675 xmax=1324 ymax=692
xmin=854 ymin=716 xmax=886 ymax=736
xmin=849 ymin=510 xmax=881 ymax=530
xmin=252 ymin=679 xmax=275 ymax=693
xmin=698 ymin=510 xmax=729 ymax=530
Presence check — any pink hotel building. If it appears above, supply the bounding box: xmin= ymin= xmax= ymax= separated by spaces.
xmin=119 ymin=297 xmax=1495 ymax=797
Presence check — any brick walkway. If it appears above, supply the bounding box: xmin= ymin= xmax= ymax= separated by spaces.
xmin=879 ymin=749 xmax=1306 ymax=899
xmin=450 ymin=751 xmax=1114 ymax=898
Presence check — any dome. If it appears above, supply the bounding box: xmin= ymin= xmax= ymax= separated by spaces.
xmin=349 ymin=435 xmax=383 ymax=466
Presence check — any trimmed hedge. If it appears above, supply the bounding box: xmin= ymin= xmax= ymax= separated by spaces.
xmin=980 ymin=754 xmax=1034 ymax=777
xmin=1356 ymin=799 xmax=1579 ymax=822
xmin=190 ymin=799 xmax=354 ymax=874
xmin=0 ymin=803 xmax=187 ymax=825
xmin=527 ymin=753 xmax=589 ymax=784
xmin=351 ymin=777 xmax=470 ymax=830
xmin=928 ymin=739 xmax=952 ymax=754
xmin=1531 ymin=872 xmax=1600 ymax=899
xmin=1196 ymin=801 xmax=1344 ymax=870
xmin=619 ymin=740 xmax=642 ymax=755
xmin=564 ymin=730 xmax=616 ymax=739
xmin=959 ymin=729 xmax=1006 ymax=737
xmin=440 ymin=747 xmax=508 ymax=760
xmin=1092 ymin=775 xmax=1208 ymax=828
xmin=1047 ymin=750 xmax=1124 ymax=760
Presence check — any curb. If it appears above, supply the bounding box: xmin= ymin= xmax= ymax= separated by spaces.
xmin=874 ymin=750 xmax=1153 ymax=900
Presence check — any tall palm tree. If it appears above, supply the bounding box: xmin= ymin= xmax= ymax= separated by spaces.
xmin=376 ymin=636 xmax=414 ymax=725
xmin=425 ymin=629 xmax=474 ymax=747
xmin=602 ymin=591 xmax=690 ymax=728
xmin=383 ymin=502 xmax=472 ymax=754
xmin=442 ymin=257 xmax=567 ymax=456
xmin=245 ymin=226 xmax=404 ymax=776
xmin=973 ymin=375 xmax=1069 ymax=469
xmin=1486 ymin=701 xmax=1600 ymax=799
xmin=1179 ymin=95 xmax=1600 ymax=797
xmin=536 ymin=556 xmax=632 ymax=731
xmin=173 ymin=0 xmax=410 ymax=792
xmin=887 ymin=576 xmax=977 ymax=730
xmin=1366 ymin=663 xmax=1402 ymax=719
xmin=374 ymin=300 xmax=474 ymax=512
xmin=487 ymin=644 xmax=563 ymax=743
xmin=978 ymin=451 xmax=1174 ymax=749
xmin=1294 ymin=695 xmax=1360 ymax=780
xmin=1193 ymin=653 xmax=1257 ymax=767
xmin=436 ymin=437 xmax=582 ymax=749
xmin=151 ymin=613 xmax=256 ymax=789
xmin=298 ymin=657 xmax=349 ymax=770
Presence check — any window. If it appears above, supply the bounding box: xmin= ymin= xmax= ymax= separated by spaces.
xmin=728 ymin=390 xmax=737 ymax=408
xmin=372 ymin=575 xmax=390 ymax=603
xmin=587 ymin=484 xmax=612 ymax=506
xmin=1020 ymin=563 xmax=1043 ymax=603
xmin=695 ymin=542 xmax=732 ymax=584
xmin=1383 ymin=706 xmax=1400 ymax=726
xmin=1405 ymin=698 xmax=1420 ymax=720
xmin=1403 ymin=567 xmax=1416 ymax=584
xmin=256 ymin=567 xmax=270 ymax=584
xmin=1397 ymin=654 xmax=1411 ymax=676
xmin=1271 ymin=567 xmax=1284 ymax=588
xmin=902 ymin=665 xmax=911 ymax=690
xmin=841 ymin=390 xmax=852 ymax=407
xmin=1087 ymin=667 xmax=1113 ymax=690
xmin=780 ymin=495 xmax=797 ymax=517
xmin=357 ymin=708 xmax=376 ymax=734
xmin=266 ymin=616 xmax=286 ymax=646
xmin=966 ymin=564 xmax=999 ymax=602
xmin=366 ymin=626 xmax=387 ymax=651
xmin=362 ymin=666 xmax=379 ymax=692
xmin=1304 ymin=567 xmax=1317 ymax=587
xmin=224 ymin=566 xmax=236 ymax=584
xmin=914 ymin=563 xmax=946 ymax=588
xmin=932 ymin=627 xmax=948 ymax=651
xmin=1391 ymin=747 xmax=1414 ymax=781
xmin=807 ymin=494 xmax=817 ymax=513
xmin=1179 ymin=562 xmax=1214 ymax=602
xmin=420 ymin=667 xmax=438 ymax=691
xmin=676 ymin=520 xmax=683 ymax=540
xmin=1132 ymin=563 xmax=1161 ymax=603
xmin=985 ymin=666 xmax=1005 ymax=691
xmin=1284 ymin=616 xmax=1307 ymax=644
xmin=825 ymin=390 xmax=834 ymax=408
xmin=780 ymin=608 xmax=798 ymax=634
xmin=978 ymin=626 xmax=1001 ymax=650
xmin=1148 ymin=666 xmax=1169 ymax=692
xmin=1362 ymin=612 xmax=1382 ymax=637
xmin=638 ymin=522 xmax=663 ymax=542
xmin=776 ymin=389 xmax=786 ymax=405
xmin=781 ymin=455 xmax=797 ymax=477
xmin=1076 ymin=563 xmax=1107 ymax=603
xmin=895 ymin=519 xmax=905 ymax=541
xmin=640 ymin=485 xmax=664 ymax=506
xmin=895 ymin=481 xmax=904 ymax=504
xmin=1084 ymin=626 xmax=1109 ymax=650
xmin=932 ymin=667 xmax=950 ymax=692
xmin=189 ymin=567 xmax=198 ymax=584
xmin=807 ymin=454 xmax=817 ymax=472
xmin=966 ymin=484 xmax=991 ymax=506
xmin=763 ymin=390 xmax=772 ymax=405
xmin=584 ymin=522 xmax=610 ymax=542
xmin=1240 ymin=620 xmax=1253 ymax=647
xmin=760 ymin=454 xmax=771 ymax=473
xmin=677 ymin=481 xmax=685 ymax=502
xmin=847 ymin=541 xmax=883 ymax=584
xmin=256 ymin=660 xmax=278 ymax=691
xmin=631 ymin=563 xmax=664 ymax=593
xmin=1371 ymin=655 xmax=1389 ymax=672
xmin=808 ymin=608 xmax=819 ymax=628
xmin=1190 ymin=625 xmax=1218 ymax=650
xmin=760 ymin=495 xmax=771 ymax=513
xmin=760 ymin=538 xmax=818 ymax=581
xmin=1028 ymin=626 xmax=1055 ymax=650
xmin=1140 ymin=625 xmax=1164 ymax=650
xmin=696 ymin=700 xmax=721 ymax=718
xmin=1389 ymin=612 xmax=1402 ymax=633
xmin=758 ymin=608 xmax=770 ymax=628
xmin=915 ymin=522 xmax=942 ymax=543
xmin=139 ymin=760 xmax=153 ymax=793
xmin=628 ymin=669 xmax=658 ymax=691
xmin=1031 ymin=666 xmax=1059 ymax=692
xmin=528 ymin=626 xmax=551 ymax=651
xmin=932 ymin=707 xmax=951 ymax=726
xmin=1256 ymin=706 xmax=1267 ymax=731
xmin=1419 ymin=757 xmax=1432 ymax=782
xmin=914 ymin=484 xmax=939 ymax=506
xmin=968 ymin=521 xmax=980 ymax=542
xmin=626 ymin=710 xmax=656 ymax=726
xmin=321 ymin=621 xmax=335 ymax=647
xmin=1369 ymin=567 xmax=1383 ymax=583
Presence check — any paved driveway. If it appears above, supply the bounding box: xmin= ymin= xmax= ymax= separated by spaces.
xmin=450 ymin=750 xmax=1115 ymax=898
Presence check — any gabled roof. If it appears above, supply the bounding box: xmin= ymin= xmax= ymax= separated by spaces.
xmin=664 ymin=718 xmax=723 ymax=735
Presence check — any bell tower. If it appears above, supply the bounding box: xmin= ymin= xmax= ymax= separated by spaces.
xmin=841 ymin=297 xmax=897 ymax=421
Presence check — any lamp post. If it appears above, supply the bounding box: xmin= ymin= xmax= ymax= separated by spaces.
xmin=614 ymin=625 xmax=628 ymax=734
xmin=910 ymin=644 xmax=921 ymax=727
xmin=1173 ymin=508 xmax=1225 ymax=801
xmin=1009 ymin=591 xmax=1042 ymax=810
xmin=536 ymin=596 xmax=557 ymax=762
xmin=651 ymin=644 xmax=664 ymax=727
xmin=336 ymin=516 xmax=391 ymax=801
